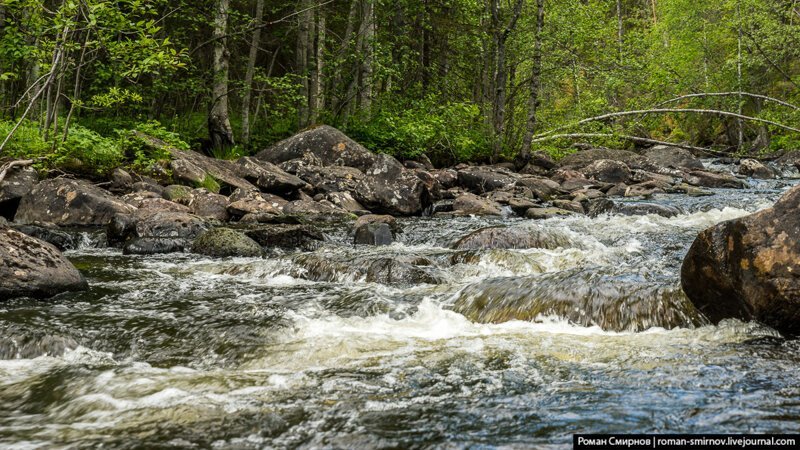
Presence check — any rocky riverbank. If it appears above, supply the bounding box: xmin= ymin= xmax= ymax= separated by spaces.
xmin=2 ymin=125 xmax=800 ymax=336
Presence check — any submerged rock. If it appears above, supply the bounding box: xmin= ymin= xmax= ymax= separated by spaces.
xmin=291 ymin=253 xmax=443 ymax=285
xmin=123 ymin=237 xmax=189 ymax=255
xmin=453 ymin=226 xmax=573 ymax=250
xmin=587 ymin=199 xmax=682 ymax=218
xmin=0 ymin=227 xmax=87 ymax=299
xmin=16 ymin=178 xmax=134 ymax=226
xmin=681 ymin=184 xmax=800 ymax=336
xmin=191 ymin=228 xmax=263 ymax=258
xmin=684 ymin=170 xmax=748 ymax=189
xmin=453 ymin=268 xmax=706 ymax=332
xmin=354 ymin=222 xmax=394 ymax=246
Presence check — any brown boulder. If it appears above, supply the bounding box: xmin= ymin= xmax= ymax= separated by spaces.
xmin=681 ymin=184 xmax=800 ymax=335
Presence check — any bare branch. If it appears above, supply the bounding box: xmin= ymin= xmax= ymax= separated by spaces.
xmin=533 ymin=108 xmax=800 ymax=141
xmin=653 ymin=92 xmax=800 ymax=111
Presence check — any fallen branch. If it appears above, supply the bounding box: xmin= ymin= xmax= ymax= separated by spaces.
xmin=529 ymin=133 xmax=734 ymax=157
xmin=0 ymin=159 xmax=35 ymax=185
xmin=533 ymin=108 xmax=800 ymax=141
xmin=653 ymin=92 xmax=800 ymax=111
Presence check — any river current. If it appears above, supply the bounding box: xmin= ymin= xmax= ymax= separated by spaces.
xmin=2 ymin=164 xmax=800 ymax=448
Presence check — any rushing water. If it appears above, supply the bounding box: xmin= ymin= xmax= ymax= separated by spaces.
xmin=2 ymin=168 xmax=800 ymax=448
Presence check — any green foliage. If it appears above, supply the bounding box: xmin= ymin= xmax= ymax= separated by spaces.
xmin=117 ymin=121 xmax=181 ymax=174
xmin=55 ymin=125 xmax=125 ymax=175
xmin=0 ymin=120 xmax=50 ymax=161
xmin=346 ymin=97 xmax=491 ymax=165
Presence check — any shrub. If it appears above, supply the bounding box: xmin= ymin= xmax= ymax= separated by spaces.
xmin=346 ymin=97 xmax=491 ymax=165
xmin=0 ymin=119 xmax=51 ymax=161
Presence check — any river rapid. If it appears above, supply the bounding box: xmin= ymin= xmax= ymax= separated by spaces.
xmin=2 ymin=164 xmax=800 ymax=449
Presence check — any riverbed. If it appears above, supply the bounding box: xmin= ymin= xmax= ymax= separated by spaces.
xmin=2 ymin=168 xmax=800 ymax=448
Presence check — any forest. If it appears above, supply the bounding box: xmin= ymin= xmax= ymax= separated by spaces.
xmin=1 ymin=0 xmax=799 ymax=173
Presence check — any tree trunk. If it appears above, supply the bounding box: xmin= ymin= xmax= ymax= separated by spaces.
xmin=519 ymin=0 xmax=545 ymax=165
xmin=490 ymin=0 xmax=524 ymax=162
xmin=332 ymin=0 xmax=358 ymax=117
xmin=241 ymin=0 xmax=265 ymax=146
xmin=358 ymin=0 xmax=375 ymax=114
xmin=296 ymin=0 xmax=312 ymax=128
xmin=310 ymin=7 xmax=326 ymax=123
xmin=209 ymin=0 xmax=235 ymax=150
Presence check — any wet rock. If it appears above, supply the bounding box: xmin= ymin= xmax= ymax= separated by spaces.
xmin=681 ymin=184 xmax=800 ymax=336
xmin=123 ymin=237 xmax=188 ymax=255
xmin=0 ymin=166 xmax=38 ymax=221
xmin=643 ymin=145 xmax=705 ymax=170
xmin=624 ymin=181 xmax=669 ymax=198
xmin=668 ymin=183 xmax=714 ymax=197
xmin=191 ymin=228 xmax=263 ymax=258
xmin=13 ymin=225 xmax=76 ymax=251
xmin=507 ymin=197 xmax=539 ymax=215
xmin=291 ymin=253 xmax=443 ymax=285
xmin=738 ymin=159 xmax=775 ymax=179
xmin=15 ymin=178 xmax=135 ymax=226
xmin=235 ymin=157 xmax=308 ymax=194
xmin=454 ymin=268 xmax=706 ymax=332
xmin=257 ymin=125 xmax=379 ymax=171
xmin=453 ymin=226 xmax=573 ymax=250
xmin=586 ymin=199 xmax=681 ymax=218
xmin=354 ymin=223 xmax=394 ymax=246
xmin=684 ymin=170 xmax=748 ymax=189
xmin=451 ymin=193 xmax=502 ymax=216
xmin=525 ymin=207 xmax=576 ymax=220
xmin=137 ymin=197 xmax=191 ymax=213
xmin=244 ymin=224 xmax=325 ymax=250
xmin=581 ymin=159 xmax=632 ymax=184
xmin=0 ymin=227 xmax=87 ymax=299
xmin=353 ymin=214 xmax=400 ymax=235
xmin=457 ymin=168 xmax=517 ymax=194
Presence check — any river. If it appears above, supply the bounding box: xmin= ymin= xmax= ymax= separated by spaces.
xmin=2 ymin=164 xmax=800 ymax=448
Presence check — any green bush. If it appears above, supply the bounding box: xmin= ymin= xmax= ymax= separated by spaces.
xmin=55 ymin=125 xmax=125 ymax=175
xmin=0 ymin=119 xmax=51 ymax=161
xmin=346 ymin=97 xmax=491 ymax=165
xmin=118 ymin=121 xmax=182 ymax=173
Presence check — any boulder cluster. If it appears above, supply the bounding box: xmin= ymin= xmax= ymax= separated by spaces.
xmin=2 ymin=124 xmax=798 ymax=329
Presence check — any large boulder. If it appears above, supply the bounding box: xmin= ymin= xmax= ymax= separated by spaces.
xmin=291 ymin=253 xmax=443 ymax=285
xmin=0 ymin=165 xmax=38 ymax=220
xmin=296 ymin=165 xmax=365 ymax=194
xmin=256 ymin=125 xmax=379 ymax=171
xmin=643 ymin=145 xmax=704 ymax=170
xmin=0 ymin=227 xmax=87 ymax=300
xmin=191 ymin=228 xmax=263 ymax=258
xmin=453 ymin=226 xmax=573 ymax=250
xmin=354 ymin=155 xmax=430 ymax=216
xmin=107 ymin=208 xmax=209 ymax=253
xmin=681 ymin=184 xmax=800 ymax=335
xmin=15 ymin=179 xmax=135 ymax=226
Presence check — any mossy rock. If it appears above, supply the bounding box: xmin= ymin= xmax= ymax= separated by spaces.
xmin=191 ymin=228 xmax=263 ymax=258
